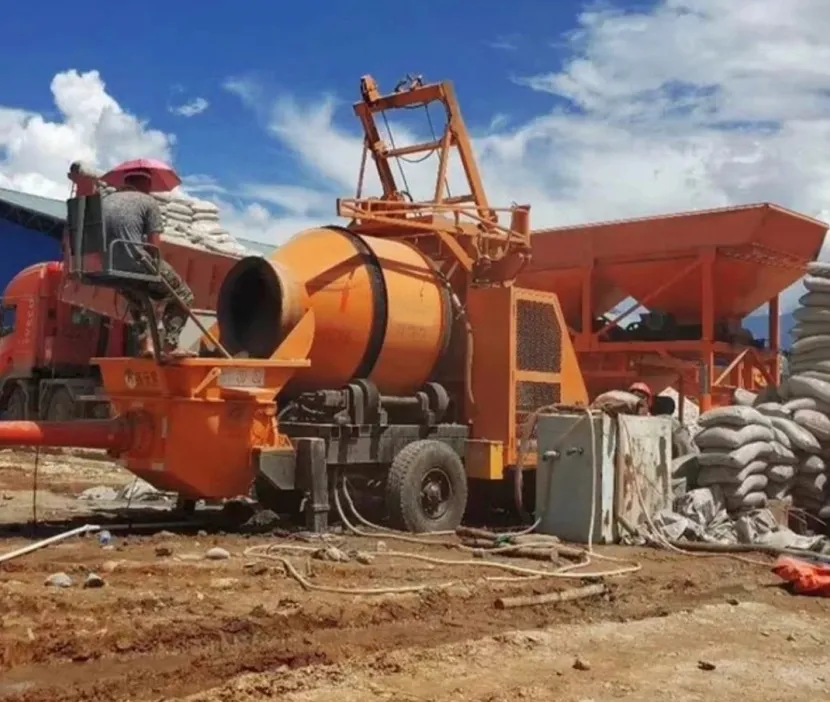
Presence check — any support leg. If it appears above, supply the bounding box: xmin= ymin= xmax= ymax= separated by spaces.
xmin=295 ymin=438 xmax=329 ymax=533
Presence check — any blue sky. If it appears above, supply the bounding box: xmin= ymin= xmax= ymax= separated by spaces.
xmin=0 ymin=0 xmax=596 ymax=189
xmin=1 ymin=0 xmax=829 ymax=313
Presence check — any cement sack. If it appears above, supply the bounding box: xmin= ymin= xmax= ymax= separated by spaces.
xmin=672 ymin=454 xmax=700 ymax=483
xmin=772 ymin=426 xmax=792 ymax=450
xmin=693 ymin=424 xmax=773 ymax=450
xmin=755 ymin=402 xmax=791 ymax=419
xmin=794 ymin=307 xmax=830 ymax=325
xmin=793 ymin=409 xmax=830 ymax=442
xmin=804 ymin=275 xmax=830 ymax=294
xmin=767 ymin=464 xmax=797 ymax=483
xmin=770 ymin=416 xmax=821 ymax=453
xmin=190 ymin=200 xmax=219 ymax=215
xmin=782 ymin=396 xmax=830 ymax=416
xmin=722 ymin=473 xmax=768 ymax=498
xmin=794 ymin=371 xmax=830 ymax=386
xmin=795 ymin=472 xmax=828 ymax=498
xmin=193 ymin=212 xmax=220 ymax=222
xmin=697 ymin=460 xmax=767 ymax=486
xmin=806 ymin=261 xmax=830 ymax=279
xmin=768 ymin=441 xmax=798 ymax=465
xmin=733 ymin=388 xmax=757 ymax=407
xmin=697 ymin=441 xmax=773 ymax=469
xmin=792 ymin=335 xmax=830 ymax=355
xmin=790 ymin=357 xmax=830 ymax=373
xmin=797 ymin=292 xmax=830 ymax=308
xmin=785 ymin=375 xmax=830 ymax=406
xmin=792 ymin=327 xmax=830 ymax=343
xmin=191 ymin=221 xmax=226 ymax=235
xmin=165 ymin=202 xmax=193 ymax=218
xmin=162 ymin=227 xmax=187 ymax=240
xmin=726 ymin=491 xmax=767 ymax=512
xmin=591 ymin=390 xmax=645 ymax=415
xmin=800 ymin=454 xmax=826 ymax=475
xmin=697 ymin=405 xmax=771 ymax=429
xmin=152 ymin=191 xmax=174 ymax=203
xmin=765 ymin=482 xmax=793 ymax=501
xmin=164 ymin=211 xmax=193 ymax=224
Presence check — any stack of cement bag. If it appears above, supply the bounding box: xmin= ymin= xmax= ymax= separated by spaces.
xmin=152 ymin=192 xmax=250 ymax=257
xmin=693 ymin=405 xmax=803 ymax=513
xmin=766 ymin=260 xmax=830 ymax=520
xmin=98 ymin=183 xmax=252 ymax=258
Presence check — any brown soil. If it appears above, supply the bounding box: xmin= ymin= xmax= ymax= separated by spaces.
xmin=0 ymin=449 xmax=826 ymax=702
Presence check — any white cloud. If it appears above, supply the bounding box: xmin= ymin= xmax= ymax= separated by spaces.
xmin=225 ymin=0 xmax=830 ymax=314
xmin=0 ymin=69 xmax=173 ymax=200
xmin=170 ymin=97 xmax=209 ymax=118
xmin=4 ymin=0 xmax=830 ymax=321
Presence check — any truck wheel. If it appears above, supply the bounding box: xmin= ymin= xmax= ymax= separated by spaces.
xmin=45 ymin=388 xmax=75 ymax=422
xmin=385 ymin=440 xmax=468 ymax=533
xmin=1 ymin=385 xmax=27 ymax=420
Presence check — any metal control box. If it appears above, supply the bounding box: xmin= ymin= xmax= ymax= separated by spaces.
xmin=534 ymin=411 xmax=672 ymax=544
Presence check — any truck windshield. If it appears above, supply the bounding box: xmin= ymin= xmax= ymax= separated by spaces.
xmin=0 ymin=306 xmax=16 ymax=337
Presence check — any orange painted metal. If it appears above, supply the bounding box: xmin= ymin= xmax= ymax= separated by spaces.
xmin=90 ymin=357 xmax=308 ymax=498
xmin=217 ymin=226 xmax=451 ymax=397
xmin=524 ymin=204 xmax=825 ymax=326
xmin=0 ymin=419 xmax=130 ymax=451
xmin=465 ymin=285 xmax=587 ymax=471
xmin=521 ymin=203 xmax=828 ymax=410
xmin=338 ymin=74 xmax=532 ymax=285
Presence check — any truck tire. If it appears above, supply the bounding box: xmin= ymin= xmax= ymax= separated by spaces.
xmin=45 ymin=388 xmax=75 ymax=422
xmin=1 ymin=384 xmax=27 ymax=420
xmin=385 ymin=439 xmax=468 ymax=533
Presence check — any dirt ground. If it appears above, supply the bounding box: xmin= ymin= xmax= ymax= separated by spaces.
xmin=0 ymin=448 xmax=827 ymax=702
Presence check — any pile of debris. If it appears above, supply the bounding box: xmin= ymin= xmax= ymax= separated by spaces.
xmin=650 ymin=485 xmax=830 ymax=553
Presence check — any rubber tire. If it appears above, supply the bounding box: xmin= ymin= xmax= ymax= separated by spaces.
xmin=1 ymin=385 xmax=27 ymax=420
xmin=45 ymin=388 xmax=75 ymax=422
xmin=385 ymin=439 xmax=468 ymax=533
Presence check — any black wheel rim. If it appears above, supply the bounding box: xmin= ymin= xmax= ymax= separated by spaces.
xmin=420 ymin=468 xmax=452 ymax=521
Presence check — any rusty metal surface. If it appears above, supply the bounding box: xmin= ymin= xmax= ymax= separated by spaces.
xmin=614 ymin=415 xmax=673 ymax=533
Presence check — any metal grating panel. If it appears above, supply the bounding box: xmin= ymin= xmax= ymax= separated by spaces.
xmin=516 ymin=299 xmax=561 ymax=373
xmin=516 ymin=381 xmax=561 ymax=412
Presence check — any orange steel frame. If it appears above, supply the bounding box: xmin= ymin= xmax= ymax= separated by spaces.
xmin=337 ymin=74 xmax=532 ymax=284
xmin=337 ymin=74 xmax=588 ymax=472
xmin=572 ymin=249 xmax=784 ymax=414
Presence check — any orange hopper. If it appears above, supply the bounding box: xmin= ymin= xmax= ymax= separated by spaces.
xmin=519 ymin=203 xmax=829 ymax=408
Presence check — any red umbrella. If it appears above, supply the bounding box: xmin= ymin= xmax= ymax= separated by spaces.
xmin=102 ymin=159 xmax=182 ymax=192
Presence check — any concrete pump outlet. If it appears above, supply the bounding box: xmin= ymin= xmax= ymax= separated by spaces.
xmin=217 ymin=226 xmax=453 ymax=397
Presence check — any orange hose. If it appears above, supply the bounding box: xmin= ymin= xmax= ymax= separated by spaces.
xmin=0 ymin=420 xmax=129 ymax=451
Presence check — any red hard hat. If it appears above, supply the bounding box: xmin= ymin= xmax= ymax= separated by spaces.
xmin=628 ymin=382 xmax=653 ymax=399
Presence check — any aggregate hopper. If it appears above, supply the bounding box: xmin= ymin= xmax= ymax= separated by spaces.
xmin=521 ymin=204 xmax=828 ymax=408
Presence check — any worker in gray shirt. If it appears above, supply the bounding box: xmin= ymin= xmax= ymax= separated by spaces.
xmin=102 ymin=169 xmax=195 ymax=357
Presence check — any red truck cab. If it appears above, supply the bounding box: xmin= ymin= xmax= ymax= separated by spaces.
xmin=0 ymin=240 xmax=241 ymax=420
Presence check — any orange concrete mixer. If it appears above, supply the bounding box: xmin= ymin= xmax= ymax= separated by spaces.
xmin=0 ymin=74 xmax=587 ymax=534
